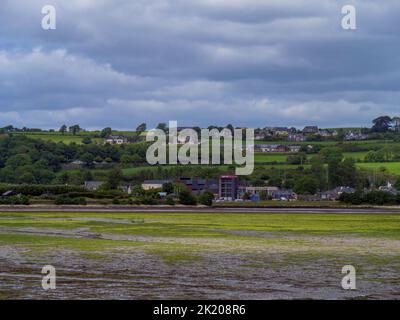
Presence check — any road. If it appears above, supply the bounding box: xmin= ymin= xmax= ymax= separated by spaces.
xmin=1 ymin=205 xmax=400 ymax=214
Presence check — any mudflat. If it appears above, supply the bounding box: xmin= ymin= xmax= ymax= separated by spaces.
xmin=0 ymin=211 xmax=399 ymax=299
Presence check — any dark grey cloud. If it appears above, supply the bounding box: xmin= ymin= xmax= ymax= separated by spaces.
xmin=0 ymin=0 xmax=399 ymax=129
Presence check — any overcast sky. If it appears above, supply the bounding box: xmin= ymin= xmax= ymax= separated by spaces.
xmin=0 ymin=0 xmax=399 ymax=130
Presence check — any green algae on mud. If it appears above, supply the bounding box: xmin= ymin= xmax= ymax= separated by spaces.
xmin=1 ymin=212 xmax=400 ymax=239
xmin=1 ymin=211 xmax=400 ymax=260
xmin=1 ymin=211 xmax=400 ymax=299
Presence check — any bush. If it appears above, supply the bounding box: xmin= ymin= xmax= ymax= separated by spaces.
xmin=338 ymin=192 xmax=364 ymax=205
xmin=55 ymin=196 xmax=87 ymax=205
xmin=178 ymin=189 xmax=197 ymax=206
xmin=339 ymin=191 xmax=398 ymax=205
xmin=293 ymin=177 xmax=318 ymax=195
xmin=165 ymin=195 xmax=175 ymax=206
xmin=365 ymin=191 xmax=397 ymax=205
xmin=0 ymin=184 xmax=85 ymax=196
xmin=66 ymin=190 xmax=126 ymax=199
xmin=198 ymin=191 xmax=214 ymax=206
xmin=0 ymin=195 xmax=30 ymax=205
xmin=141 ymin=197 xmax=158 ymax=205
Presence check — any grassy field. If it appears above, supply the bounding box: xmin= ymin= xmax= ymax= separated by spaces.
xmin=254 ymin=153 xmax=294 ymax=163
xmin=61 ymin=157 xmax=397 ymax=178
xmin=0 ymin=211 xmax=399 ymax=299
xmin=13 ymin=130 xmax=145 ymax=144
xmin=343 ymin=152 xmax=369 ymax=161
xmin=13 ymin=132 xmax=103 ymax=144
xmin=357 ymin=162 xmax=400 ymax=175
xmin=121 ymin=163 xmax=310 ymax=176
xmin=254 ymin=139 xmax=393 ymax=146
xmin=254 ymin=152 xmax=368 ymax=163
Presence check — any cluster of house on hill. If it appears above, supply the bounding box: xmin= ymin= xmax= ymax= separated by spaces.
xmin=254 ymin=126 xmax=368 ymax=141
xmin=83 ymin=175 xmax=389 ymax=203
xmin=101 ymin=126 xmax=369 ymax=147
xmin=255 ymin=126 xmax=329 ymax=140
xmin=255 ymin=144 xmax=301 ymax=153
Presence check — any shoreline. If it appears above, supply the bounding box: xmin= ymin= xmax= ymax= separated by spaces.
xmin=1 ymin=204 xmax=400 ymax=214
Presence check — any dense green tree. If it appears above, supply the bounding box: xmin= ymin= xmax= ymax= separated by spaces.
xmin=132 ymin=185 xmax=145 ymax=197
xmin=162 ymin=182 xmax=174 ymax=194
xmin=178 ymin=189 xmax=197 ymax=205
xmin=80 ymin=153 xmax=94 ymax=166
xmin=372 ymin=116 xmax=392 ymax=132
xmin=69 ymin=125 xmax=81 ymax=135
xmin=226 ymin=124 xmax=234 ymax=134
xmin=59 ymin=125 xmax=67 ymax=135
xmin=5 ymin=154 xmax=32 ymax=170
xmin=320 ymin=147 xmax=343 ymax=163
xmin=106 ymin=167 xmax=124 ymax=189
xmin=120 ymin=154 xmax=134 ymax=164
xmin=198 ymin=190 xmax=214 ymax=206
xmin=136 ymin=123 xmax=147 ymax=134
xmin=294 ymin=176 xmax=318 ymax=195
xmin=321 ymin=148 xmax=344 ymax=188
xmin=310 ymin=155 xmax=327 ymax=190
xmin=287 ymin=152 xmax=307 ymax=165
xmin=252 ymin=179 xmax=265 ymax=187
xmin=156 ymin=123 xmax=167 ymax=132
xmin=165 ymin=195 xmax=175 ymax=205
xmin=100 ymin=127 xmax=112 ymax=138
xmin=340 ymin=158 xmax=357 ymax=187
xmin=15 ymin=170 xmax=36 ymax=184
xmin=56 ymin=172 xmax=70 ymax=185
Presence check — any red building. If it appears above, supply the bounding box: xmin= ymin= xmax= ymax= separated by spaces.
xmin=219 ymin=175 xmax=239 ymax=200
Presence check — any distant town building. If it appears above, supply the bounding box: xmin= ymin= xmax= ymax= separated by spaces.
xmin=319 ymin=187 xmax=356 ymax=201
xmin=255 ymin=144 xmax=290 ymax=153
xmin=84 ymin=181 xmax=104 ymax=191
xmin=303 ymin=126 xmax=319 ymax=134
xmin=271 ymin=189 xmax=297 ymax=201
xmin=287 ymin=133 xmax=306 ymax=142
xmin=379 ymin=182 xmax=399 ymax=195
xmin=318 ymin=129 xmax=334 ymax=138
xmin=344 ymin=132 xmax=368 ymax=141
xmin=142 ymin=180 xmax=171 ymax=190
xmin=238 ymin=186 xmax=279 ymax=199
xmin=271 ymin=127 xmax=290 ymax=136
xmin=288 ymin=145 xmax=301 ymax=153
xmin=177 ymin=178 xmax=207 ymax=195
xmin=254 ymin=130 xmax=267 ymax=140
xmin=105 ymin=135 xmax=128 ymax=145
xmin=120 ymin=184 xmax=132 ymax=194
xmin=219 ymin=175 xmax=239 ymax=200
